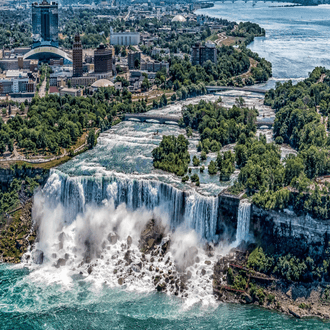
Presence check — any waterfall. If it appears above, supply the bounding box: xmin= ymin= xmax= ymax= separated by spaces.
xmin=39 ymin=169 xmax=221 ymax=242
xmin=235 ymin=201 xmax=251 ymax=244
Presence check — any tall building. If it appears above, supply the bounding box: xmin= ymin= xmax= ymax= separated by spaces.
xmin=191 ymin=41 xmax=217 ymax=66
xmin=72 ymin=33 xmax=83 ymax=77
xmin=32 ymin=1 xmax=59 ymax=48
xmin=128 ymin=51 xmax=141 ymax=70
xmin=94 ymin=44 xmax=112 ymax=74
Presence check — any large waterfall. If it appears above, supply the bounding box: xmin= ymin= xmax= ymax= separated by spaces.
xmin=39 ymin=170 xmax=221 ymax=242
xmin=235 ymin=201 xmax=251 ymax=244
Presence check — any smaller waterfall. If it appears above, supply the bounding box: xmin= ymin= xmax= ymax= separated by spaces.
xmin=235 ymin=201 xmax=251 ymax=244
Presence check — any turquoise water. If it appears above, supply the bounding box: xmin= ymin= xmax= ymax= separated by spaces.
xmin=3 ymin=3 xmax=330 ymax=329
xmin=1 ymin=265 xmax=329 ymax=329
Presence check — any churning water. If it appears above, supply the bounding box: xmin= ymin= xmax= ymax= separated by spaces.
xmin=2 ymin=3 xmax=330 ymax=328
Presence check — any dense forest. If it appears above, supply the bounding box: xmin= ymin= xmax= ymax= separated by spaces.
xmin=0 ymin=10 xmax=32 ymax=48
xmin=152 ymin=100 xmax=257 ymax=182
xmin=152 ymin=135 xmax=190 ymax=177
xmin=0 ymin=86 xmax=149 ymax=156
xmin=229 ymin=67 xmax=330 ymax=220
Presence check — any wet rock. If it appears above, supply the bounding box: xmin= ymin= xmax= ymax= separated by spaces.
xmin=205 ymin=260 xmax=211 ymax=265
xmin=87 ymin=266 xmax=93 ymax=275
xmin=51 ymin=253 xmax=57 ymax=259
xmin=64 ymin=253 xmax=70 ymax=260
xmin=113 ymin=269 xmax=118 ymax=274
xmin=107 ymin=246 xmax=111 ymax=250
xmin=132 ymin=263 xmax=141 ymax=272
xmin=148 ymin=238 xmax=155 ymax=249
xmin=150 ymin=257 xmax=154 ymax=263
xmin=124 ymin=250 xmax=133 ymax=265
xmin=101 ymin=241 xmax=107 ymax=249
xmin=32 ymin=250 xmax=44 ymax=265
xmin=111 ymin=255 xmax=118 ymax=259
xmin=127 ymin=236 xmax=133 ymax=247
xmin=201 ymin=269 xmax=206 ymax=276
xmin=195 ymin=257 xmax=200 ymax=263
xmin=107 ymin=233 xmax=118 ymax=245
xmin=156 ymin=282 xmax=166 ymax=292
xmin=55 ymin=258 xmax=66 ymax=268
xmin=149 ymin=265 xmax=153 ymax=271
xmin=187 ymin=271 xmax=192 ymax=280
xmin=243 ymin=293 xmax=253 ymax=304
xmin=118 ymin=278 xmax=124 ymax=285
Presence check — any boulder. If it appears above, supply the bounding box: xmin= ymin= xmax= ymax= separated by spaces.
xmin=32 ymin=250 xmax=44 ymax=265
xmin=124 ymin=250 xmax=132 ymax=265
xmin=187 ymin=270 xmax=192 ymax=280
xmin=243 ymin=293 xmax=253 ymax=304
xmin=87 ymin=266 xmax=93 ymax=275
xmin=148 ymin=238 xmax=155 ymax=249
xmin=127 ymin=236 xmax=133 ymax=247
xmin=132 ymin=263 xmax=141 ymax=273
xmin=118 ymin=278 xmax=124 ymax=285
xmin=55 ymin=258 xmax=66 ymax=268
xmin=205 ymin=260 xmax=211 ymax=265
xmin=288 ymin=306 xmax=302 ymax=319
xmin=107 ymin=233 xmax=118 ymax=245
xmin=156 ymin=282 xmax=166 ymax=292
xmin=201 ymin=269 xmax=206 ymax=276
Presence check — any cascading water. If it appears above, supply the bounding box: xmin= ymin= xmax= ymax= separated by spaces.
xmin=235 ymin=201 xmax=251 ymax=245
xmin=41 ymin=169 xmax=221 ymax=241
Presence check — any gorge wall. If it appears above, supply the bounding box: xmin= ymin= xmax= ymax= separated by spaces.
xmin=250 ymin=205 xmax=330 ymax=255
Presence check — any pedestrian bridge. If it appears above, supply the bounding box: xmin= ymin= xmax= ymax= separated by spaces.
xmin=256 ymin=119 xmax=274 ymax=129
xmin=206 ymin=86 xmax=267 ymax=94
xmin=124 ymin=113 xmax=273 ymax=128
xmin=124 ymin=113 xmax=181 ymax=125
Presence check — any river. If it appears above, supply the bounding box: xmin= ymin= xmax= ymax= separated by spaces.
xmin=197 ymin=1 xmax=330 ymax=88
xmin=1 ymin=3 xmax=330 ymax=329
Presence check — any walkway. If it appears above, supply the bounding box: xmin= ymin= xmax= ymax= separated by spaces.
xmin=206 ymin=86 xmax=266 ymax=94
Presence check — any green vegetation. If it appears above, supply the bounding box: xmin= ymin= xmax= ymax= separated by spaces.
xmin=0 ymin=86 xmax=147 ymax=157
xmin=227 ymin=68 xmax=330 ymax=220
xmin=247 ymin=245 xmax=330 ymax=283
xmin=182 ymin=100 xmax=257 ymax=152
xmin=228 ymin=22 xmax=265 ymax=46
xmin=152 ymin=135 xmax=190 ymax=176
xmin=0 ymin=10 xmax=32 ymax=48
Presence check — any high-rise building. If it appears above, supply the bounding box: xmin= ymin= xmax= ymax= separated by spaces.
xmin=94 ymin=44 xmax=112 ymax=74
xmin=32 ymin=1 xmax=59 ymax=48
xmin=72 ymin=33 xmax=83 ymax=77
xmin=191 ymin=41 xmax=217 ymax=66
xmin=128 ymin=51 xmax=141 ymax=70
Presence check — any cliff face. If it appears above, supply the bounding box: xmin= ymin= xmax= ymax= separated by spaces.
xmin=250 ymin=205 xmax=330 ymax=254
xmin=217 ymin=193 xmax=240 ymax=242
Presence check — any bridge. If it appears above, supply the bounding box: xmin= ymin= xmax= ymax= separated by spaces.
xmin=206 ymin=86 xmax=266 ymax=94
xmin=256 ymin=119 xmax=274 ymax=129
xmin=124 ymin=113 xmax=273 ymax=128
xmin=124 ymin=113 xmax=181 ymax=125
